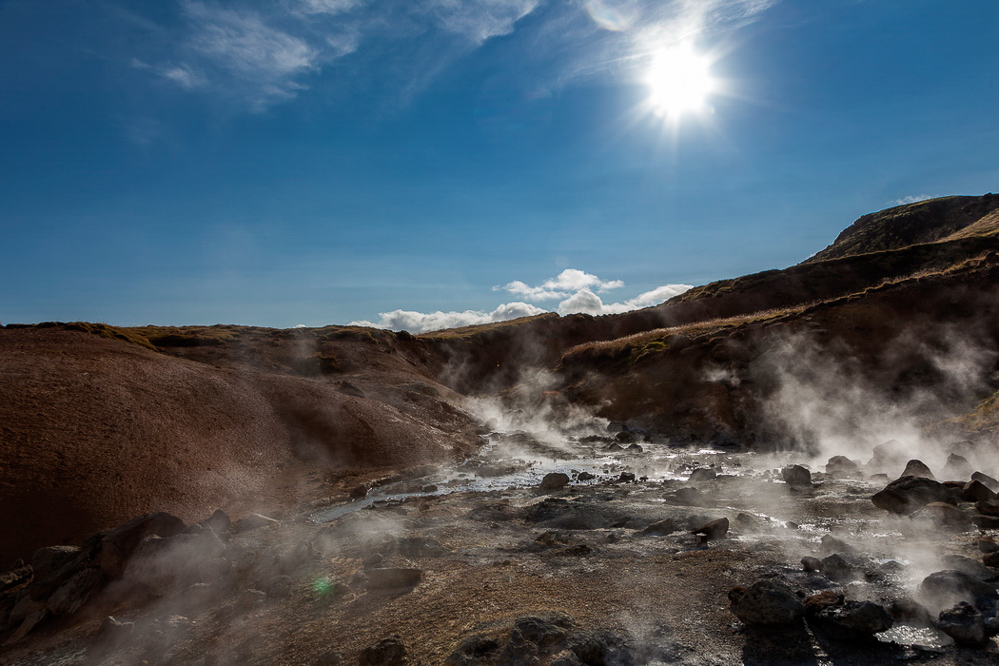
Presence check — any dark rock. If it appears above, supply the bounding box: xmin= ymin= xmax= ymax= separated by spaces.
xmin=363 ymin=553 xmax=384 ymax=568
xmin=918 ymin=570 xmax=998 ymax=613
xmin=46 ymin=568 xmax=103 ymax=616
xmin=642 ymin=518 xmax=676 ymax=535
xmin=691 ymin=517 xmax=729 ymax=541
xmin=963 ymin=480 xmax=998 ymax=503
xmin=317 ymin=650 xmax=344 ymax=665
xmin=871 ymin=476 xmax=954 ymax=515
xmin=977 ymin=500 xmax=999 ymax=516
xmin=667 ymin=487 xmax=711 ymax=507
xmin=626 ymin=443 xmax=644 ymax=453
xmin=101 ymin=512 xmax=186 ymax=578
xmin=971 ymin=513 xmax=999 ymax=529
xmin=0 ymin=566 xmax=32 ymax=594
xmin=262 ymin=575 xmax=293 ymax=599
xmin=825 ymin=456 xmax=860 ymax=478
xmin=936 ymin=602 xmax=987 ymax=647
xmin=867 ymin=440 xmax=907 ymax=471
xmin=803 ymin=590 xmax=842 ymax=615
xmin=365 ymin=568 xmax=422 ymax=590
xmin=942 ymin=453 xmax=974 ymax=480
xmin=124 ymin=530 xmax=227 ymax=596
xmin=511 ymin=615 xmax=571 ymax=650
xmin=201 ymin=510 xmax=232 ymax=542
xmin=234 ymin=513 xmax=280 ymax=533
xmin=801 ymin=557 xmax=823 ymax=573
xmin=6 ymin=606 xmax=47 ymax=644
xmin=912 ymin=502 xmax=974 ymax=530
xmin=889 ymin=598 xmax=933 ymax=626
xmin=617 ymin=472 xmax=636 ymax=483
xmin=358 ymin=635 xmax=407 ymax=666
xmin=444 ymin=634 xmax=502 ymax=665
xmin=821 ymin=553 xmax=868 ymax=582
xmin=30 ymin=546 xmax=81 ymax=581
xmin=900 ymin=459 xmax=935 ymax=479
xmin=820 ymin=535 xmax=854 ymax=555
xmin=606 ymin=421 xmax=627 ymax=433
xmin=615 ymin=431 xmax=636 ymax=444
xmin=735 ymin=513 xmax=762 ymax=531
xmin=984 ymin=552 xmax=999 ymax=568
xmin=576 ymin=472 xmax=595 ymax=482
xmin=972 ymin=471 xmax=999 ymax=492
xmin=814 ymin=600 xmax=892 ymax=640
xmin=729 ymin=580 xmax=805 ymax=626
xmin=606 ymin=443 xmax=623 ymax=452
xmin=781 ymin=465 xmax=812 ymax=487
xmin=980 ymin=536 xmax=999 ymax=554
xmin=350 ymin=483 xmax=369 ymax=499
xmin=665 ymin=334 xmax=692 ymax=352
xmin=687 ymin=468 xmax=716 ymax=483
xmin=541 ymin=473 xmax=570 ymax=491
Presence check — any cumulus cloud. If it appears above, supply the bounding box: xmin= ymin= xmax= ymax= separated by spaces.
xmin=353 ymin=269 xmax=692 ymax=332
xmin=350 ymin=301 xmax=547 ymax=333
xmin=499 ymin=268 xmax=625 ymax=301
xmin=133 ymin=0 xmax=778 ymax=112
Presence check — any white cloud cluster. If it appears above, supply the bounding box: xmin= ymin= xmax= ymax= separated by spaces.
xmin=133 ymin=0 xmax=779 ymax=112
xmin=890 ymin=194 xmax=940 ymax=206
xmin=352 ymin=269 xmax=692 ymax=333
xmin=499 ymin=268 xmax=624 ymax=301
xmin=350 ymin=301 xmax=547 ymax=333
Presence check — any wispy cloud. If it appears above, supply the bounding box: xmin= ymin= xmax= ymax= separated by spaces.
xmin=352 ymin=268 xmax=692 ymax=332
xmin=133 ymin=0 xmax=778 ymax=112
xmin=890 ymin=194 xmax=941 ymax=206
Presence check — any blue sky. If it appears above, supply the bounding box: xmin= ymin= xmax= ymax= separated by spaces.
xmin=1 ymin=0 xmax=997 ymax=331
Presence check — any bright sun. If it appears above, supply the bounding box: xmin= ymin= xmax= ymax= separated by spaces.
xmin=644 ymin=43 xmax=715 ymax=119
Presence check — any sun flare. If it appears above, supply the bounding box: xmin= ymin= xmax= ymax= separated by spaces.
xmin=644 ymin=43 xmax=715 ymax=119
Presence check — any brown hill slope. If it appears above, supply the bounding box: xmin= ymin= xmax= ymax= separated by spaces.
xmin=0 ymin=326 xmax=481 ymax=568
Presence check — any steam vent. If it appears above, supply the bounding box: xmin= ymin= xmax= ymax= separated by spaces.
xmin=1 ymin=194 xmax=999 ymax=662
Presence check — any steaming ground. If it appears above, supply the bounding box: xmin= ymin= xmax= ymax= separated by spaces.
xmin=4 ymin=413 xmax=998 ymax=665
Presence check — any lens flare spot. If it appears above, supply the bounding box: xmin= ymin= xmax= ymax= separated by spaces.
xmin=584 ymin=0 xmax=637 ymax=32
xmin=645 ymin=43 xmax=715 ymax=118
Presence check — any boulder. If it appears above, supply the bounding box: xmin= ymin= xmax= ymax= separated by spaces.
xmin=667 ymin=487 xmax=711 ymax=507
xmin=871 ymin=476 xmax=954 ymax=515
xmin=936 ymin=602 xmax=987 ymax=647
xmin=977 ymin=500 xmax=999 ymax=516
xmin=980 ymin=536 xmax=999 ymax=554
xmin=641 ymin=518 xmax=676 ymax=535
xmin=46 ymin=568 xmax=103 ymax=616
xmin=803 ymin=590 xmax=842 ymax=615
xmin=900 ymin=459 xmax=935 ymax=479
xmin=963 ymin=480 xmax=998 ymax=503
xmin=781 ymin=465 xmax=812 ymax=487
xmin=942 ymin=453 xmax=974 ymax=480
xmin=101 ymin=512 xmax=186 ymax=578
xmin=972 ymin=471 xmax=999 ymax=492
xmin=30 ymin=546 xmax=81 ymax=581
xmin=691 ymin=517 xmax=729 ymax=541
xmin=801 ymin=557 xmax=823 ymax=573
xmin=825 ymin=456 xmax=860 ymax=478
xmin=445 ymin=635 xmax=502 ymax=665
xmin=0 ymin=566 xmax=32 ymax=595
xmin=688 ymin=468 xmax=716 ymax=483
xmin=819 ymin=535 xmax=854 ymax=555
xmin=813 ymin=600 xmax=893 ymax=640
xmin=971 ymin=514 xmax=999 ymax=529
xmin=540 ymin=473 xmax=570 ymax=491
xmin=821 ymin=553 xmax=869 ymax=582
xmin=358 ymin=635 xmax=408 ymax=666
xmin=201 ymin=509 xmax=233 ymax=542
xmin=729 ymin=580 xmax=805 ymax=626
xmin=918 ymin=570 xmax=998 ymax=614
xmin=912 ymin=503 xmax=974 ymax=531
xmin=234 ymin=513 xmax=280 ymax=534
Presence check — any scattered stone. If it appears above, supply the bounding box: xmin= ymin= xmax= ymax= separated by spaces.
xmin=813 ymin=600 xmax=893 ymax=640
xmin=617 ymin=472 xmax=636 ymax=484
xmin=540 ymin=473 xmax=570 ymax=491
xmin=936 ymin=602 xmax=987 ymax=647
xmin=46 ymin=568 xmax=103 ymax=616
xmin=803 ymin=590 xmax=842 ymax=615
xmin=942 ymin=454 xmax=974 ymax=480
xmin=690 ymin=517 xmax=729 ymax=541
xmin=825 ymin=456 xmax=860 ymax=478
xmin=358 ymin=635 xmax=407 ymax=666
xmin=801 ymin=557 xmax=823 ymax=573
xmin=668 ymin=487 xmax=711 ymax=507
xmin=983 ymin=552 xmax=999 ymax=568
xmin=901 ymin=459 xmax=935 ymax=479
xmin=642 ymin=518 xmax=676 ymax=535
xmin=972 ymin=471 xmax=999 ymax=492
xmin=970 ymin=514 xmax=999 ymax=529
xmin=444 ymin=635 xmax=502 ymax=665
xmin=626 ymin=443 xmax=644 ymax=453
xmin=687 ymin=468 xmax=716 ymax=483
xmin=201 ymin=510 xmax=232 ymax=542
xmin=918 ymin=570 xmax=998 ymax=613
xmin=977 ymin=500 xmax=999 ymax=516
xmin=963 ymin=480 xmax=998 ymax=503
xmin=234 ymin=513 xmax=280 ymax=533
xmin=30 ymin=546 xmax=81 ymax=581
xmin=734 ymin=513 xmax=761 ymax=532
xmin=913 ymin=502 xmax=974 ymax=530
xmin=871 ymin=476 xmax=954 ymax=515
xmin=0 ymin=566 xmax=32 ymax=594
xmin=101 ymin=512 xmax=186 ymax=578
xmin=365 ymin=568 xmax=422 ymax=590
xmin=576 ymin=472 xmax=595 ymax=482
xmin=980 ymin=536 xmax=999 ymax=554
xmin=317 ymin=650 xmax=344 ymax=665
xmin=820 ymin=535 xmax=854 ymax=554
xmin=781 ymin=465 xmax=812 ymax=487
xmin=729 ymin=580 xmax=805 ymax=626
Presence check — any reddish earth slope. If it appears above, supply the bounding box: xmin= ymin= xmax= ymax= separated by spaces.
xmin=0 ymin=328 xmax=481 ymax=568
